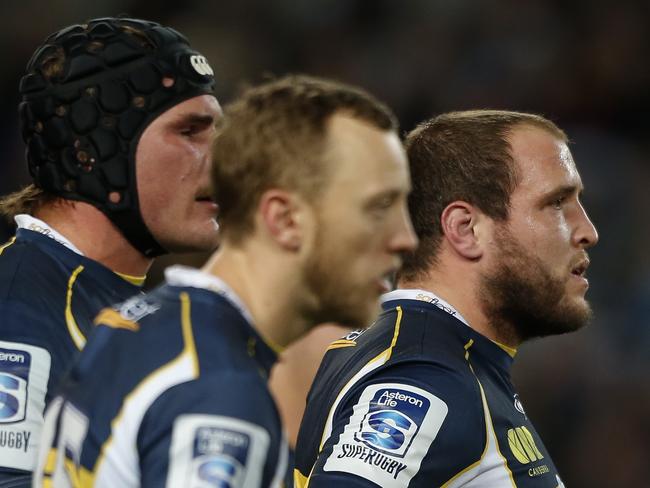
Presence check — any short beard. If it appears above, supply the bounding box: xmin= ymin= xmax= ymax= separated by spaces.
xmin=302 ymin=222 xmax=378 ymax=330
xmin=479 ymin=226 xmax=592 ymax=344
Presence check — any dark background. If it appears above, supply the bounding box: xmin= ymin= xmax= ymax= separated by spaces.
xmin=1 ymin=1 xmax=648 ymax=485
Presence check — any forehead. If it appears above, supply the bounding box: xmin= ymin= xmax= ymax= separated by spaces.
xmin=324 ymin=113 xmax=410 ymax=194
xmin=508 ymin=125 xmax=581 ymax=197
xmin=158 ymin=94 xmax=222 ymax=122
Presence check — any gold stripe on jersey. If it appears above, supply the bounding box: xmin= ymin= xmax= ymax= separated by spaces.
xmin=494 ymin=340 xmax=518 ymax=358
xmin=294 ymin=467 xmax=310 ymax=488
xmin=40 ymin=447 xmax=95 ymax=488
xmin=481 ymin=381 xmax=518 ymax=487
xmin=314 ymin=307 xmax=404 ymax=465
xmin=449 ymin=340 xmax=517 ymax=487
xmin=94 ymin=308 xmax=140 ymax=331
xmin=180 ymin=292 xmax=200 ymax=376
xmin=65 ymin=265 xmax=87 ymax=350
xmin=326 ymin=339 xmax=357 ymax=351
xmin=91 ymin=292 xmax=199 ymax=481
xmin=114 ymin=270 xmax=146 ymax=286
xmin=0 ymin=236 xmax=16 ymax=255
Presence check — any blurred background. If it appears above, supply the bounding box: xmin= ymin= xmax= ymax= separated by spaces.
xmin=1 ymin=0 xmax=648 ymax=485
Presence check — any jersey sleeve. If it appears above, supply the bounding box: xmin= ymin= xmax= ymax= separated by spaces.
xmin=0 ymin=303 xmax=56 ymax=484
xmin=303 ymin=362 xmax=486 ymax=488
xmin=138 ymin=373 xmax=288 ymax=488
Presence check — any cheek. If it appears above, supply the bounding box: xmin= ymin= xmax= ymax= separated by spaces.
xmin=520 ymin=214 xmax=571 ymax=252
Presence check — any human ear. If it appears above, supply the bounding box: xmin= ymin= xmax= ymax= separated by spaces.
xmin=440 ymin=201 xmax=483 ymax=260
xmin=258 ymin=189 xmax=304 ymax=251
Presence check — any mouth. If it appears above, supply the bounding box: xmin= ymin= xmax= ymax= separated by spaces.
xmin=376 ymin=269 xmax=397 ymax=294
xmin=570 ymin=257 xmax=590 ymax=284
xmin=195 ymin=192 xmax=218 ymax=211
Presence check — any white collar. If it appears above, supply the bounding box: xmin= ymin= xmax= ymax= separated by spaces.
xmin=164 ymin=265 xmax=254 ymax=326
xmin=15 ymin=214 xmax=84 ymax=255
xmin=381 ymin=288 xmax=470 ymax=327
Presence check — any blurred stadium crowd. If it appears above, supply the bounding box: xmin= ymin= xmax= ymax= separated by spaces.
xmin=1 ymin=1 xmax=648 ymax=485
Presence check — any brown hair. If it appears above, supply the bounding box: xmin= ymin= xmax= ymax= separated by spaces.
xmin=0 ymin=185 xmax=58 ymax=222
xmin=212 ymin=74 xmax=397 ymax=243
xmin=398 ymin=110 xmax=567 ymax=281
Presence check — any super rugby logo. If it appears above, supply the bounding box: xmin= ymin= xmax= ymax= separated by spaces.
xmin=194 ymin=454 xmax=244 ymax=487
xmin=355 ymin=388 xmax=430 ymax=457
xmin=189 ymin=426 xmax=250 ymax=487
xmin=190 ymin=55 xmax=214 ymax=76
xmin=0 ymin=373 xmax=27 ymax=423
xmin=0 ymin=347 xmax=31 ymax=424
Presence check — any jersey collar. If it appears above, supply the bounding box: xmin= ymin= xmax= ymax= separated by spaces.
xmin=15 ymin=214 xmax=84 ymax=255
xmin=381 ymin=289 xmax=470 ymax=326
xmin=165 ymin=265 xmax=255 ymax=326
xmin=381 ymin=288 xmax=517 ymax=358
xmin=164 ymin=265 xmax=279 ymax=373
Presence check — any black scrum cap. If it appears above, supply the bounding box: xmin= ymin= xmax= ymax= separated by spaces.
xmin=19 ymin=17 xmax=216 ymax=257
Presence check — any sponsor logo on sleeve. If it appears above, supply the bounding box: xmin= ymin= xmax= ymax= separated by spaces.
xmin=324 ymin=383 xmax=448 ymax=487
xmin=0 ymin=341 xmax=51 ymax=470
xmin=167 ymin=414 xmax=270 ymax=488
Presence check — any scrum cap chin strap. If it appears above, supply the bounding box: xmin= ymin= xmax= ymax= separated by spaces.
xmin=19 ymin=17 xmax=216 ymax=257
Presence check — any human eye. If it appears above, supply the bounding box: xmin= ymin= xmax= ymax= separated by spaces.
xmin=366 ymin=192 xmax=400 ymax=217
xmin=551 ymin=195 xmax=567 ymax=210
xmin=180 ymin=124 xmax=201 ymax=137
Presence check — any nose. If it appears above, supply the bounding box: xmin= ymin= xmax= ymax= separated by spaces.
xmin=391 ymin=205 xmax=418 ymax=254
xmin=573 ymin=201 xmax=599 ymax=249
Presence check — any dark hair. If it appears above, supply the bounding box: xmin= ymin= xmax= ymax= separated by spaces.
xmin=212 ymin=74 xmax=398 ymax=243
xmin=399 ymin=110 xmax=567 ymax=281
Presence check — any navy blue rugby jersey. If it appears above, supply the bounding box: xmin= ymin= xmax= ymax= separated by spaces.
xmin=295 ymin=289 xmax=566 ymax=488
xmin=0 ymin=219 xmax=141 ymax=485
xmin=33 ymin=266 xmax=289 ymax=488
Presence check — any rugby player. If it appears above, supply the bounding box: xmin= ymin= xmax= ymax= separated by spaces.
xmin=32 ymin=75 xmax=417 ymax=487
xmin=0 ymin=17 xmax=220 ymax=485
xmin=295 ymin=110 xmax=599 ymax=487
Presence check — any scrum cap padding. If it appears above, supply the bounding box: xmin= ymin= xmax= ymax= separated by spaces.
xmin=19 ymin=17 xmax=216 ymax=257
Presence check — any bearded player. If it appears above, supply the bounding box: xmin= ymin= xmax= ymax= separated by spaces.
xmin=295 ymin=110 xmax=598 ymax=487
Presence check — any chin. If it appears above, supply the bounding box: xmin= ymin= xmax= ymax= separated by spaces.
xmin=161 ymin=231 xmax=219 ymax=254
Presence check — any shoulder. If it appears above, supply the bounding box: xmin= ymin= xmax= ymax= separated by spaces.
xmin=0 ymin=235 xmax=68 ymax=301
xmin=139 ymin=373 xmax=286 ymax=488
xmin=145 ymin=371 xmax=279 ymax=433
xmin=300 ymin=359 xmax=486 ymax=487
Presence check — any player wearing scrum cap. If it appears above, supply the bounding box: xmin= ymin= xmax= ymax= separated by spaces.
xmin=0 ymin=17 xmax=220 ymax=485
xmin=32 ymin=75 xmax=417 ymax=488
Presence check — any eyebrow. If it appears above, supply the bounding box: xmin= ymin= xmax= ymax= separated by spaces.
xmin=175 ymin=114 xmax=217 ymax=126
xmin=540 ymin=184 xmax=583 ymax=205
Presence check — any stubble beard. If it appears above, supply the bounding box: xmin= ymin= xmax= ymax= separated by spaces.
xmin=303 ymin=228 xmax=378 ymax=330
xmin=479 ymin=226 xmax=593 ymax=344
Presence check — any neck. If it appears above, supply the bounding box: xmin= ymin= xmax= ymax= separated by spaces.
xmin=202 ymin=240 xmax=311 ymax=350
xmin=35 ymin=201 xmax=152 ymax=276
xmin=398 ymin=262 xmax=521 ymax=348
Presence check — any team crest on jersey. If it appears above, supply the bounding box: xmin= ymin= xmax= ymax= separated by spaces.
xmin=324 ymin=383 xmax=448 ymax=487
xmin=513 ymin=393 xmax=527 ymax=417
xmin=0 ymin=348 xmax=30 ymax=424
xmin=166 ymin=414 xmax=269 ymax=488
